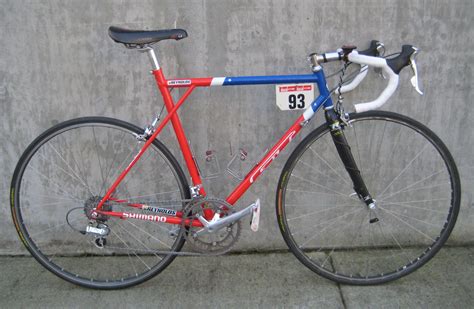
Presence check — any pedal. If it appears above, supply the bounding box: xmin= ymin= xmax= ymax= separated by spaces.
xmin=250 ymin=199 xmax=260 ymax=232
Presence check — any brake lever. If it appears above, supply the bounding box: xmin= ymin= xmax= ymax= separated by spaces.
xmin=409 ymin=47 xmax=423 ymax=95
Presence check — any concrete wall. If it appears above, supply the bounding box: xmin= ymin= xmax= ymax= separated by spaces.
xmin=1 ymin=0 xmax=473 ymax=253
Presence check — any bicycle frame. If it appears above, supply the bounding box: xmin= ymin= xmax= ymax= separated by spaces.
xmin=95 ymin=50 xmax=333 ymax=227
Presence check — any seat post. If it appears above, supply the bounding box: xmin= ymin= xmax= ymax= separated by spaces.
xmin=143 ymin=46 xmax=160 ymax=70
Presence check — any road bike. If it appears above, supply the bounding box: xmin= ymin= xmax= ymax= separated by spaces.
xmin=10 ymin=26 xmax=461 ymax=289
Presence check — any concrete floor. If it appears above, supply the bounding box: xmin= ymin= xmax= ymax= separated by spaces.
xmin=0 ymin=247 xmax=473 ymax=308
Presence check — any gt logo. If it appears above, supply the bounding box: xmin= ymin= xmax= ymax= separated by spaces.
xmin=249 ymin=130 xmax=296 ymax=183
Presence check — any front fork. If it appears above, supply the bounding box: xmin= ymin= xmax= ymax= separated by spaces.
xmin=325 ymin=109 xmax=376 ymax=209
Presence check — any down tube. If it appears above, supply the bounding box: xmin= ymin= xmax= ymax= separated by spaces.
xmin=226 ymin=114 xmax=306 ymax=205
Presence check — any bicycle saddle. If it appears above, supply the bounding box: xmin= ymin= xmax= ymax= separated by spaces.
xmin=108 ymin=26 xmax=188 ymax=47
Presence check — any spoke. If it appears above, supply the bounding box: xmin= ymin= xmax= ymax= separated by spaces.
xmin=114 ymin=223 xmax=164 ymax=260
xmin=47 ymin=142 xmax=95 ymax=194
xmin=378 ymin=207 xmax=436 ymax=242
xmin=25 ymin=193 xmax=82 ymax=203
xmin=99 ymin=130 xmax=127 ymax=197
xmin=298 ymin=208 xmax=364 ymax=248
xmin=345 ymin=210 xmax=371 ymax=274
xmin=377 ymin=143 xmax=429 ymax=198
xmin=378 ymin=206 xmax=440 ymax=228
xmin=376 ymin=216 xmax=413 ymax=265
xmin=123 ymin=219 xmax=172 ymax=247
xmin=308 ymin=146 xmax=351 ymax=187
xmin=286 ymin=189 xmax=360 ymax=200
xmin=115 ymin=150 xmax=157 ymax=193
xmin=109 ymin=228 xmax=151 ymax=271
xmin=366 ymin=210 xmax=376 ymax=276
xmin=92 ymin=127 xmax=106 ymax=195
xmin=126 ymin=246 xmax=139 ymax=276
xmin=297 ymin=159 xmax=349 ymax=189
xmin=26 ymin=199 xmax=82 ymax=208
xmin=286 ymin=204 xmax=355 ymax=221
xmin=294 ymin=207 xmax=364 ymax=241
xmin=29 ymin=217 xmax=82 ymax=238
xmin=101 ymin=143 xmax=141 ymax=196
xmin=367 ymin=120 xmax=388 ymax=187
xmin=47 ymin=217 xmax=85 ymax=260
xmin=386 ymin=124 xmax=404 ymax=159
xmin=377 ymin=170 xmax=447 ymax=201
xmin=116 ymin=161 xmax=170 ymax=196
xmin=291 ymin=174 xmax=354 ymax=200
xmin=321 ymin=247 xmax=336 ymax=268
xmin=37 ymin=149 xmax=94 ymax=197
xmin=379 ymin=200 xmax=450 ymax=214
xmin=317 ymin=201 xmax=362 ymax=269
xmin=67 ymin=140 xmax=96 ymax=197
xmin=27 ymin=166 xmax=83 ymax=202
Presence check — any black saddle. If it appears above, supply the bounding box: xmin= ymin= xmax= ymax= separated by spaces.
xmin=108 ymin=26 xmax=188 ymax=47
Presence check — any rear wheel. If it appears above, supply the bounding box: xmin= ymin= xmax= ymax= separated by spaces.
xmin=276 ymin=111 xmax=460 ymax=285
xmin=11 ymin=117 xmax=190 ymax=289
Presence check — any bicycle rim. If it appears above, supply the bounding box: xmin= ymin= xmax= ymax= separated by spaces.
xmin=11 ymin=117 xmax=189 ymax=289
xmin=277 ymin=111 xmax=460 ymax=284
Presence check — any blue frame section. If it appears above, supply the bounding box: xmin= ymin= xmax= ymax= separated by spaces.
xmin=222 ymin=74 xmax=320 ymax=86
xmin=311 ymin=94 xmax=329 ymax=113
xmin=313 ymin=69 xmax=333 ymax=111
xmin=223 ymin=70 xmax=333 ymax=112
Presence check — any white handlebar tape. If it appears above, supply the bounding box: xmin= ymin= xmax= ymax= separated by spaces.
xmin=348 ymin=51 xmax=399 ymax=113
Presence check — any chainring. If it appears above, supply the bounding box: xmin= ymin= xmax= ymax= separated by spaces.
xmin=181 ymin=198 xmax=241 ymax=255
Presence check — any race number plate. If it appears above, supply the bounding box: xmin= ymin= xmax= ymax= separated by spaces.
xmin=275 ymin=84 xmax=315 ymax=111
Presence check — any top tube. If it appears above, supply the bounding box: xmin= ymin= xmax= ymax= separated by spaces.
xmin=163 ymin=70 xmax=333 ymax=112
xmin=219 ymin=71 xmax=332 ymax=111
xmin=218 ymin=71 xmax=333 ymax=112
xmin=220 ymin=74 xmax=319 ymax=85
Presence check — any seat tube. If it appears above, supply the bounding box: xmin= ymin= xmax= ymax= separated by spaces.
xmin=147 ymin=49 xmax=205 ymax=194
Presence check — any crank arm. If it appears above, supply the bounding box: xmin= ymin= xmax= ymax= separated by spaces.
xmin=195 ymin=200 xmax=259 ymax=236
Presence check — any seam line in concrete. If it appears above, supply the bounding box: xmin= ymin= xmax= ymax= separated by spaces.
xmin=336 ymin=282 xmax=347 ymax=309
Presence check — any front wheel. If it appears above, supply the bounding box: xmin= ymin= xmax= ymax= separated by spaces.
xmin=11 ymin=117 xmax=190 ymax=289
xmin=276 ymin=111 xmax=460 ymax=285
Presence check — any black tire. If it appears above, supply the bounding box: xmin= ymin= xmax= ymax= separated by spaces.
xmin=10 ymin=117 xmax=190 ymax=289
xmin=276 ymin=111 xmax=460 ymax=285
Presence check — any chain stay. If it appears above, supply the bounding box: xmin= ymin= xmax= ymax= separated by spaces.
xmin=102 ymin=197 xmax=240 ymax=256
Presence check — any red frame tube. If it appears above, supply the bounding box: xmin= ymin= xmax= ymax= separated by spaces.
xmin=95 ymin=70 xmax=306 ymax=227
xmin=226 ymin=115 xmax=304 ymax=205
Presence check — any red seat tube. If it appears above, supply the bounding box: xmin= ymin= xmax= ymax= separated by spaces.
xmin=153 ymin=69 xmax=206 ymax=195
